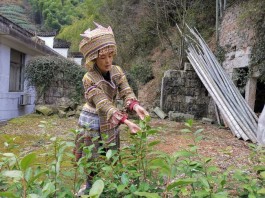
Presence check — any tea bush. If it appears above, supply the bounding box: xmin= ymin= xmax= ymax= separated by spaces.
xmin=0 ymin=118 xmax=265 ymax=197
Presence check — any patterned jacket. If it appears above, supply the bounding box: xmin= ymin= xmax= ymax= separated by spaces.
xmin=82 ymin=64 xmax=137 ymax=132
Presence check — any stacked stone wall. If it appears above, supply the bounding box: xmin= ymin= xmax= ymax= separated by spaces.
xmin=160 ymin=63 xmax=212 ymax=119
xmin=43 ymin=73 xmax=78 ymax=104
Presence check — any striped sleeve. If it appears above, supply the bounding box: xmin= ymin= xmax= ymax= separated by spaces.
xmin=115 ymin=66 xmax=138 ymax=110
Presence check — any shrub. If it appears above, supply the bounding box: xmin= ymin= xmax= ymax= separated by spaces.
xmin=25 ymin=56 xmax=86 ymax=103
xmin=1 ymin=118 xmax=264 ymax=197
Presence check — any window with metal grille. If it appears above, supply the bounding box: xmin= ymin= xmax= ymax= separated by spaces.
xmin=9 ymin=49 xmax=25 ymax=92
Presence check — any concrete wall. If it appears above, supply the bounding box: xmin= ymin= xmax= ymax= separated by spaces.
xmin=218 ymin=2 xmax=261 ymax=111
xmin=53 ymin=48 xmax=69 ymax=58
xmin=73 ymin=57 xmax=82 ymax=65
xmin=219 ymin=2 xmax=256 ymax=77
xmin=38 ymin=36 xmax=55 ymax=49
xmin=0 ymin=44 xmax=35 ymax=121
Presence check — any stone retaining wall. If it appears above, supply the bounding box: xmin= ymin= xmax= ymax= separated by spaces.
xmin=160 ymin=63 xmax=214 ymax=119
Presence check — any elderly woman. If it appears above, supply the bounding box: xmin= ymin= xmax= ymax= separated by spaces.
xmin=74 ymin=22 xmax=149 ymax=195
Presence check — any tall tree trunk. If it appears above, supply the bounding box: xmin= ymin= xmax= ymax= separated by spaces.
xmin=216 ymin=0 xmax=219 ymax=42
xmin=179 ymin=0 xmax=186 ymax=68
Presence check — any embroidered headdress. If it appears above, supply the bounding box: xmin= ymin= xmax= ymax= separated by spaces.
xmin=79 ymin=22 xmax=117 ymax=67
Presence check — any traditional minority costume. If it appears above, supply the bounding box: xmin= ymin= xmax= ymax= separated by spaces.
xmin=74 ymin=23 xmax=139 ymax=163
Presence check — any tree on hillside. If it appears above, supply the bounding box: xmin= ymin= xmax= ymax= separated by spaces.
xmin=28 ymin=0 xmax=82 ymax=31
xmin=57 ymin=0 xmax=106 ymax=51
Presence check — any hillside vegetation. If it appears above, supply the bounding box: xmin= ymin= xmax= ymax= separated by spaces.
xmin=1 ymin=0 xmax=264 ymax=93
xmin=0 ymin=2 xmax=36 ymax=31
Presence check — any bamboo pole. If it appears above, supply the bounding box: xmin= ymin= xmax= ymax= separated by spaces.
xmin=186 ymin=47 xmax=246 ymax=139
xmin=194 ymin=28 xmax=259 ymax=131
xmin=176 ymin=24 xmax=258 ymax=142
xmin=190 ymin=27 xmax=258 ymax=125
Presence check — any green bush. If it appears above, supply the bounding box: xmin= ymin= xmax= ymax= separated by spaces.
xmin=1 ymin=118 xmax=264 ymax=197
xmin=25 ymin=56 xmax=86 ymax=103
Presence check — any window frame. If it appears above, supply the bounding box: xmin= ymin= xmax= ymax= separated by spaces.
xmin=9 ymin=49 xmax=25 ymax=92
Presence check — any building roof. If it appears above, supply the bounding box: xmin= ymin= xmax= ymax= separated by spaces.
xmin=53 ymin=38 xmax=71 ymax=48
xmin=0 ymin=14 xmax=60 ymax=56
xmin=35 ymin=31 xmax=57 ymax=37
xmin=68 ymin=52 xmax=83 ymax=58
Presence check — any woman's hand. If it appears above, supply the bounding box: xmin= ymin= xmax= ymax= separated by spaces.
xmin=134 ymin=104 xmax=149 ymax=120
xmin=124 ymin=119 xmax=141 ymax=134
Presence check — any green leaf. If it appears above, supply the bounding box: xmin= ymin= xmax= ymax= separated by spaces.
xmin=124 ymin=195 xmax=133 ymax=198
xmin=38 ymin=124 xmax=45 ymax=128
xmin=42 ymin=182 xmax=55 ymax=196
xmin=144 ymin=115 xmax=151 ymax=122
xmin=106 ymin=149 xmax=112 ymax=160
xmin=139 ymin=182 xmax=150 ymax=191
xmin=20 ymin=153 xmax=36 ymax=171
xmin=254 ymin=165 xmax=265 ymax=172
xmin=212 ymin=191 xmax=229 ymax=198
xmin=199 ymin=177 xmax=210 ymax=189
xmin=207 ymin=166 xmax=219 ymax=173
xmin=27 ymin=194 xmax=40 ymax=198
xmin=117 ymin=184 xmax=127 ymax=193
xmin=185 ymin=119 xmax=193 ymax=127
xmin=248 ymin=194 xmax=256 ymax=198
xmin=29 ymin=170 xmax=48 ymax=184
xmin=139 ymin=121 xmax=145 ymax=129
xmin=195 ymin=135 xmax=203 ymax=142
xmin=148 ymin=140 xmax=160 ymax=147
xmin=0 ymin=192 xmax=16 ymax=198
xmin=189 ymin=161 xmax=199 ymax=166
xmin=146 ymin=129 xmax=158 ymax=135
xmin=3 ymin=153 xmax=16 ymax=157
xmin=129 ymin=184 xmax=137 ymax=193
xmin=181 ymin=128 xmax=191 ymax=133
xmin=134 ymin=192 xmax=160 ymax=198
xmin=260 ymin=171 xmax=265 ymax=178
xmin=167 ymin=178 xmax=196 ymax=191
xmin=121 ymin=173 xmax=129 ymax=185
xmin=195 ymin=128 xmax=204 ymax=135
xmin=89 ymin=180 xmax=104 ymax=198
xmin=50 ymin=137 xmax=57 ymax=142
xmin=24 ymin=167 xmax=32 ymax=182
xmin=190 ymin=145 xmax=198 ymax=152
xmin=102 ymin=166 xmax=112 ymax=172
xmin=2 ymin=170 xmax=23 ymax=179
xmin=174 ymin=150 xmax=194 ymax=158
xmin=257 ymin=188 xmax=265 ymax=194
xmin=193 ymin=190 xmax=209 ymax=197
xmin=204 ymin=158 xmax=212 ymax=163
xmin=149 ymin=159 xmax=171 ymax=175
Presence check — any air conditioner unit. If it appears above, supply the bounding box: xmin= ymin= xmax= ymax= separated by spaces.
xmin=20 ymin=94 xmax=31 ymax=106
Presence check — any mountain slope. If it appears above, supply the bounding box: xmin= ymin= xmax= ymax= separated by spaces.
xmin=0 ymin=2 xmax=37 ymax=31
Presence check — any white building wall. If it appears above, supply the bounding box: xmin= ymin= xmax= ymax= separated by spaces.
xmin=53 ymin=48 xmax=68 ymax=58
xmin=0 ymin=44 xmax=10 ymax=93
xmin=38 ymin=36 xmax=55 ymax=49
xmin=0 ymin=45 xmax=35 ymax=121
xmin=68 ymin=57 xmax=82 ymax=65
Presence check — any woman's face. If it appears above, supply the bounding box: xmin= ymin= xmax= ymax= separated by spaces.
xmin=96 ymin=51 xmax=114 ymax=74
